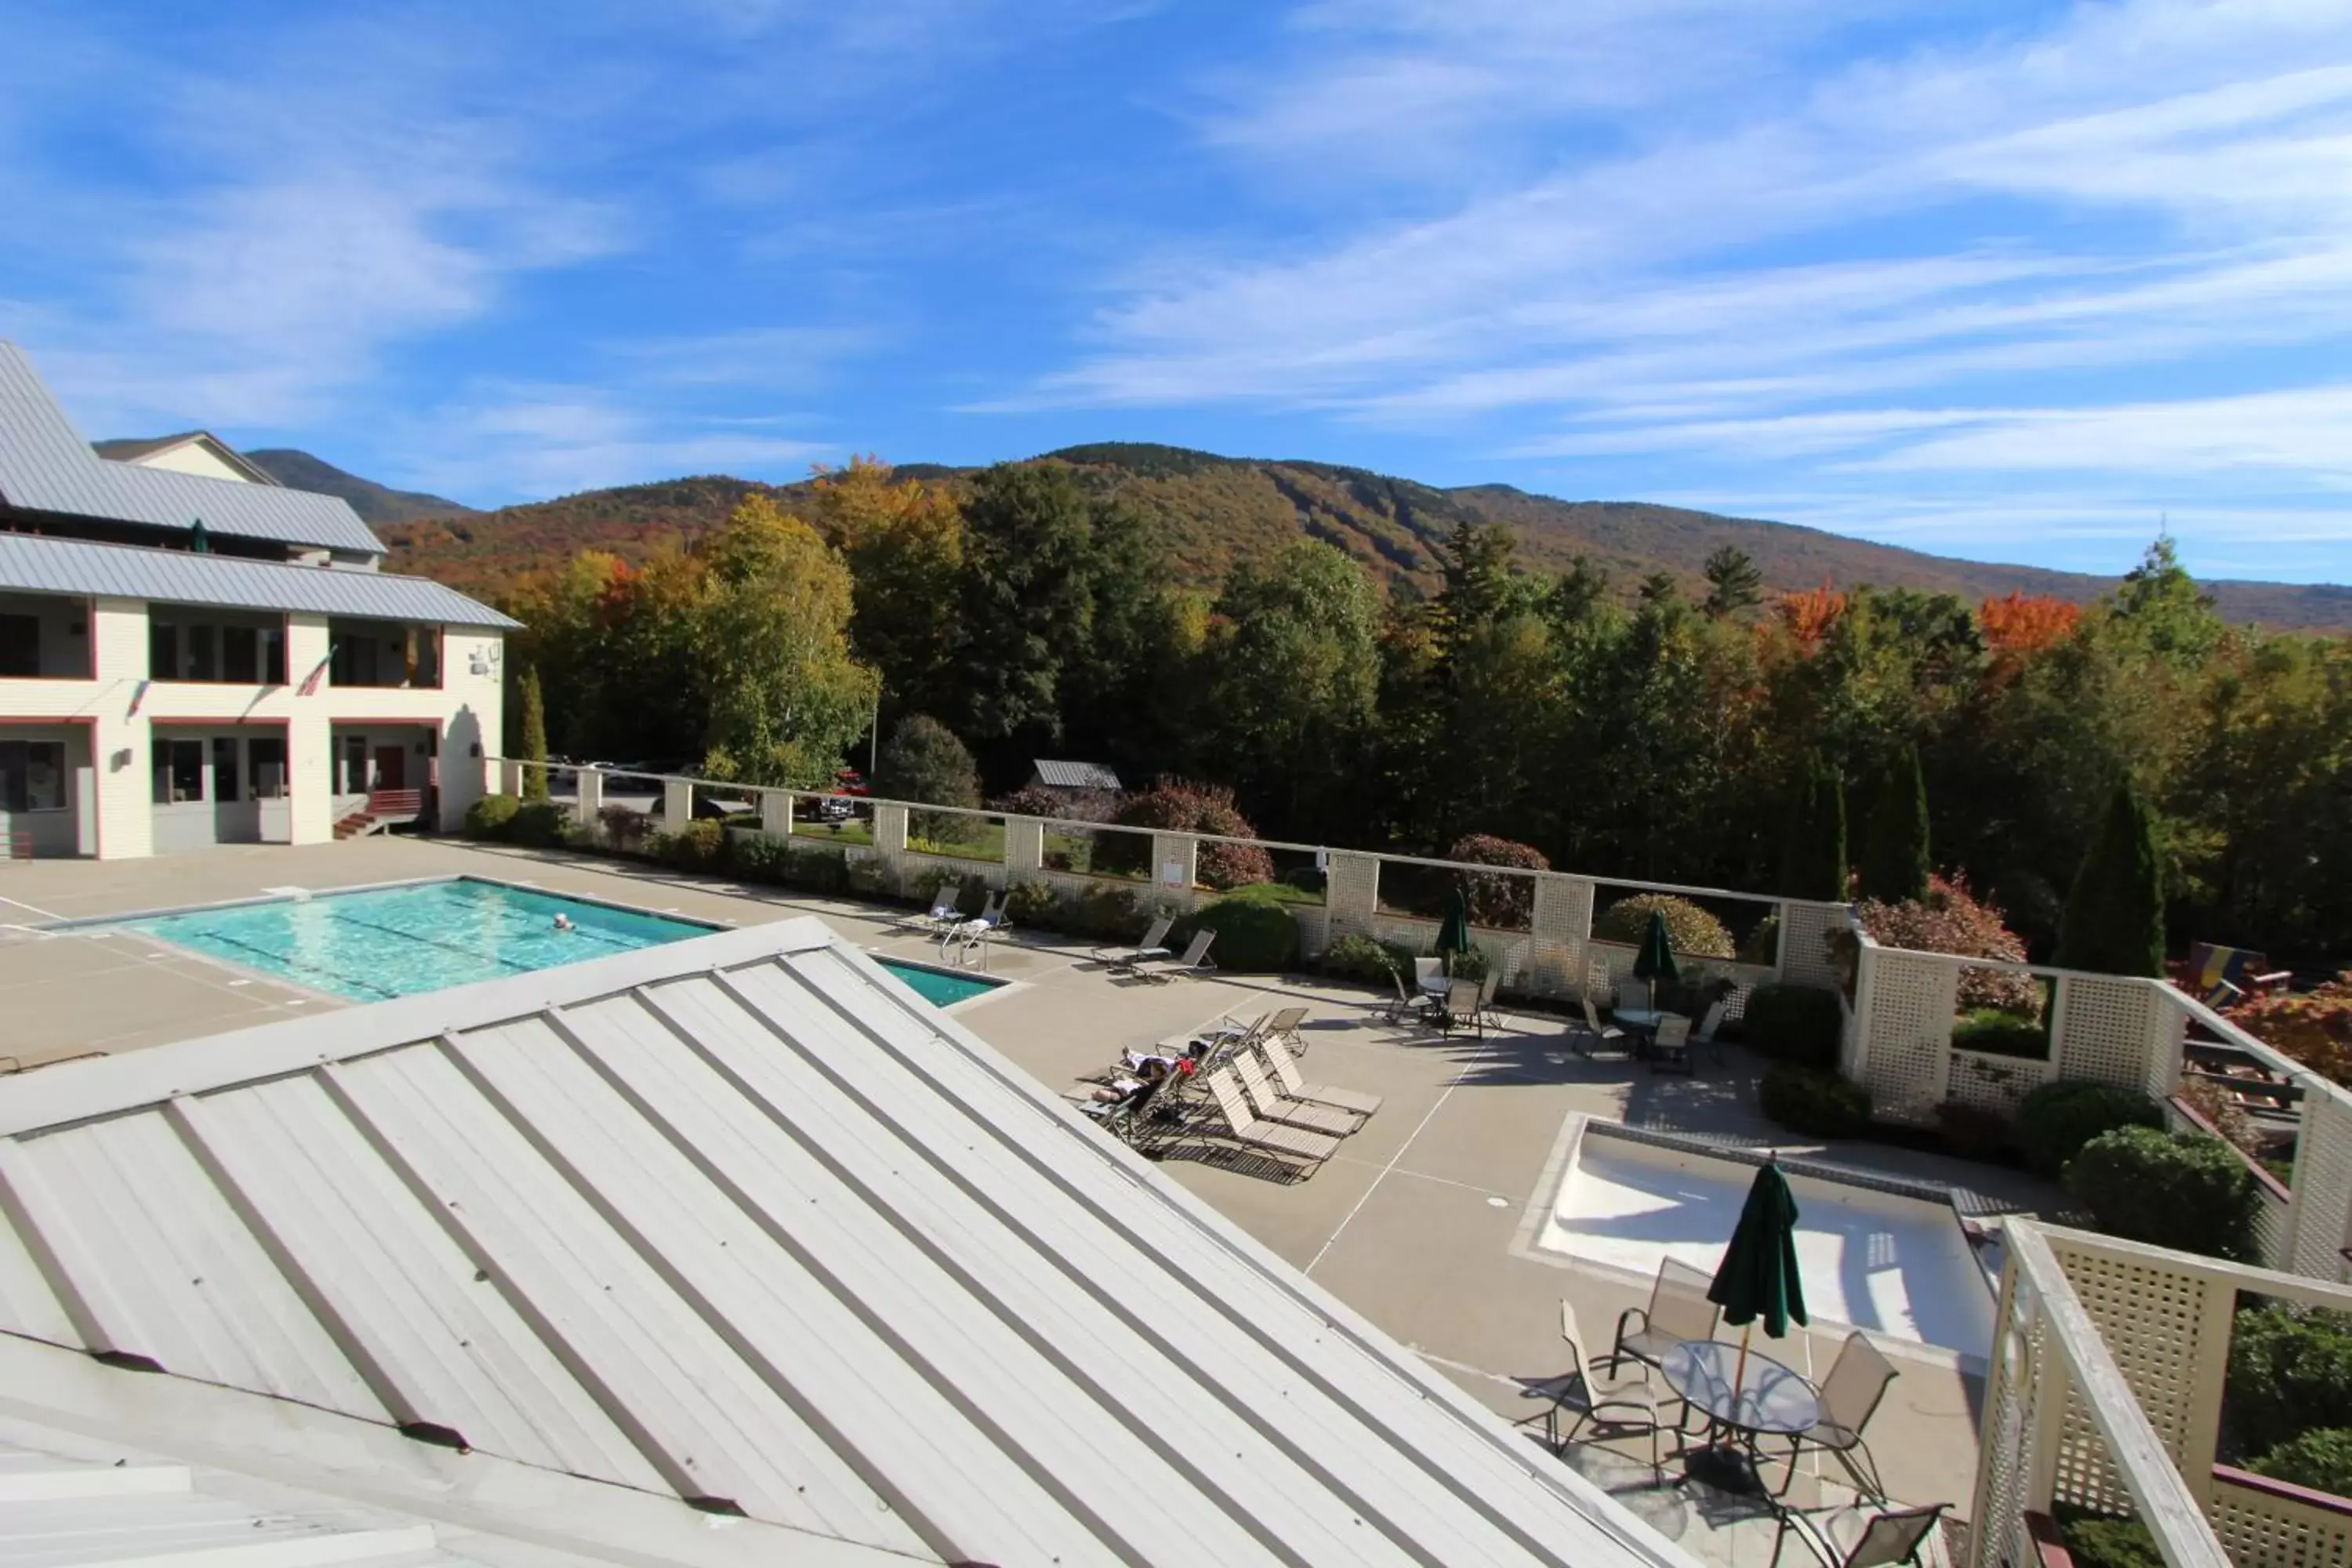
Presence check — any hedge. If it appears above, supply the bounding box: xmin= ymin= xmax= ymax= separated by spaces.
xmin=1173 ymin=886 xmax=1300 ymax=974
xmin=1593 ymin=893 xmax=1736 ymax=960
xmin=465 ymin=793 xmax=521 ymax=840
xmin=1744 ymin=983 xmax=1845 ymax=1069
xmin=2016 ymin=1080 xmax=2163 ymax=1178
xmin=508 ymin=801 xmax=569 ymax=848
xmin=2226 ymin=1304 xmax=2352 ymax=1461
xmin=2246 ymin=1428 xmax=2352 ymax=1496
xmin=2064 ymin=1126 xmax=2261 ymax=1262
xmin=1759 ymin=1065 xmax=1873 ymax=1139
xmin=1951 ymin=1008 xmax=2049 ymax=1061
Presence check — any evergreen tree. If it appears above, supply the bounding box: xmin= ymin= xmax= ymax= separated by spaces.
xmin=1779 ymin=757 xmax=1848 ymax=901
xmin=1702 ymin=546 xmax=1763 ymax=619
xmin=2056 ymin=778 xmax=2166 ymax=976
xmin=874 ymin=714 xmax=982 ymax=847
xmin=1857 ymin=744 xmax=1930 ymax=902
xmin=517 ymin=666 xmax=550 ymax=801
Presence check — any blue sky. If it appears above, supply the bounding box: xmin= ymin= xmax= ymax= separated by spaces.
xmin=3 ymin=1 xmax=2349 ymax=583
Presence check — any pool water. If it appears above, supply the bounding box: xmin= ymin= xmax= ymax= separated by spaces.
xmin=118 ymin=880 xmax=716 ymax=1002
xmin=875 ymin=957 xmax=1002 ymax=1009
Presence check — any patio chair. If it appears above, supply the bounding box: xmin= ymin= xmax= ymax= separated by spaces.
xmin=1204 ymin=1065 xmax=1339 ymax=1174
xmin=1259 ymin=1035 xmax=1382 ymax=1116
xmin=1692 ymin=999 xmax=1729 ymax=1067
xmin=1475 ymin=967 xmax=1503 ymax=1032
xmin=1774 ymin=1330 xmax=1900 ymax=1501
xmin=1769 ymin=1501 xmax=1947 ymax=1568
xmin=1648 ymin=1014 xmax=1694 ymax=1075
xmin=1234 ymin=1051 xmax=1363 ymax=1137
xmin=1439 ymin=976 xmax=1483 ymax=1036
xmin=1094 ymin=913 xmax=1174 ymax=969
xmin=1573 ymin=996 xmax=1629 ymax=1058
xmin=1617 ymin=973 xmax=1653 ymax=1013
xmin=1262 ymin=1004 xmax=1309 ymax=1054
xmin=901 ymin=887 xmax=964 ymax=933
xmin=1136 ymin=930 xmax=1216 ymax=983
xmin=1519 ymin=1301 xmax=1665 ymax=1481
xmin=1378 ymin=965 xmax=1421 ymax=1025
xmin=1612 ymin=1257 xmax=1722 ymax=1383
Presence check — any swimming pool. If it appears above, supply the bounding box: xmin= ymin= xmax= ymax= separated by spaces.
xmin=114 ymin=880 xmax=716 ymax=1002
xmin=874 ymin=957 xmax=1003 ymax=1009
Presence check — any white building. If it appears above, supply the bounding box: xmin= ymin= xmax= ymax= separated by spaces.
xmin=0 ymin=343 xmax=514 ymax=858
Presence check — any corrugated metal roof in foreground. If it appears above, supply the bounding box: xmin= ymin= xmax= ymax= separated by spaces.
xmin=0 ymin=531 xmax=517 ymax=628
xmin=0 ymin=343 xmax=385 ymax=556
xmin=0 ymin=920 xmax=1692 ymax=1568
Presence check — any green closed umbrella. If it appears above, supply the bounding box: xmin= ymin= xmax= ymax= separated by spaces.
xmin=1692 ymin=1160 xmax=1809 ymax=1493
xmin=1435 ymin=885 xmax=1472 ymax=970
xmin=189 ymin=517 xmax=210 ymax=554
xmin=1632 ymin=908 xmax=1679 ymax=1008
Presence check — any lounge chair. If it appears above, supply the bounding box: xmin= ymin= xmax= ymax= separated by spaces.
xmin=1203 ymin=1066 xmax=1338 ymax=1174
xmin=1094 ymin=913 xmax=1174 ymax=969
xmin=1692 ymin=999 xmax=1728 ymax=1067
xmin=1773 ymin=1330 xmax=1899 ymax=1501
xmin=1475 ymin=967 xmax=1503 ymax=1032
xmin=1519 ymin=1301 xmax=1665 ymax=1480
xmin=900 ymin=887 xmax=964 ymax=933
xmin=1258 ymin=1035 xmax=1381 ymax=1116
xmin=1379 ymin=966 xmax=1425 ymax=1025
xmin=1233 ymin=1051 xmax=1362 ymax=1137
xmin=1573 ymin=996 xmax=1628 ymax=1057
xmin=1769 ymin=1501 xmax=1947 ymax=1568
xmin=1613 ymin=1257 xmax=1721 ymax=1385
xmin=1648 ymin=1014 xmax=1694 ymax=1074
xmin=1136 ymin=929 xmax=1215 ymax=982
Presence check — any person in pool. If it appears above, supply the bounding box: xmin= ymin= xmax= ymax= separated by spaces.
xmin=553 ymin=913 xmax=575 ymax=932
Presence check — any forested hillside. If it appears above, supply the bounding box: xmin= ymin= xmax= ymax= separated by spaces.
xmin=365 ymin=442 xmax=2352 ymax=630
xmin=243 ymin=449 xmax=474 ymax=526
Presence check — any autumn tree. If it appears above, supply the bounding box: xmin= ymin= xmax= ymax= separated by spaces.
xmin=821 ymin=458 xmax=966 ymax=723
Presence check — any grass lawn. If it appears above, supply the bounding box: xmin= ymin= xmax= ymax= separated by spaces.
xmin=797 ymin=818 xmax=875 ymax=848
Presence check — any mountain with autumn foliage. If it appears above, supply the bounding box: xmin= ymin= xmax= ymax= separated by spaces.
xmin=352 ymin=442 xmax=2350 ymax=629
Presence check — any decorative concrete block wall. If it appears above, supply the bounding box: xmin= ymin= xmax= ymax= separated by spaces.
xmin=1324 ymin=852 xmax=1379 ymax=939
xmin=1004 ymin=818 xmax=1044 ymax=884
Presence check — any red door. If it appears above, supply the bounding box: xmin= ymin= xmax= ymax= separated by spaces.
xmin=373 ymin=746 xmax=405 ymax=790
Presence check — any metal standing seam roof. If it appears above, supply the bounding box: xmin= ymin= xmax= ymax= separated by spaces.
xmin=1033 ymin=760 xmax=1124 ymax=790
xmin=0 ymin=343 xmax=385 ymax=557
xmin=0 ymin=917 xmax=1691 ymax=1568
xmin=0 ymin=531 xmax=517 ymax=629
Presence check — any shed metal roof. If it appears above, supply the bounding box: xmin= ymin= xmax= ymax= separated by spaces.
xmin=1033 ymin=759 xmax=1123 ymax=790
xmin=0 ymin=343 xmax=383 ymax=556
xmin=0 ymin=531 xmax=517 ymax=628
xmin=0 ymin=918 xmax=1690 ymax=1568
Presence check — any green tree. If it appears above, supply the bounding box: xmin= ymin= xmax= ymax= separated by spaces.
xmin=874 ymin=713 xmax=982 ymax=847
xmin=2113 ymin=534 xmax=2223 ymax=668
xmin=2057 ymin=777 xmax=2166 ymax=975
xmin=516 ymin=666 xmax=550 ymax=800
xmin=825 ymin=459 xmax=965 ymax=724
xmin=694 ymin=496 xmax=877 ymax=787
xmin=949 ymin=463 xmax=1105 ymax=771
xmin=1702 ymin=546 xmax=1763 ymax=619
xmin=1780 ymin=757 xmax=1848 ymax=901
xmin=1857 ymin=743 xmax=1929 ymax=902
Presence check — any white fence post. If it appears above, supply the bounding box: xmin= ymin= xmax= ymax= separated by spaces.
xmin=1326 ymin=852 xmax=1379 ymax=939
xmin=575 ymin=767 xmax=603 ymax=832
xmin=661 ymin=778 xmax=691 ymax=832
xmin=873 ymin=802 xmax=909 ymax=857
xmin=760 ymin=789 xmax=793 ymax=837
xmin=1528 ymin=873 xmax=1595 ymax=1000
xmin=1151 ymin=833 xmax=1199 ymax=909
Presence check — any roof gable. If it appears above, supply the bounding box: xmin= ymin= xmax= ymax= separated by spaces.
xmin=0 ymin=913 xmax=1687 ymax=1568
xmin=0 ymin=344 xmax=381 ymax=556
xmin=93 ymin=430 xmax=281 ymax=486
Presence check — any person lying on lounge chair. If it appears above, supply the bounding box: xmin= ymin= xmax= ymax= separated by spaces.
xmin=1086 ymin=1058 xmax=1171 ymax=1105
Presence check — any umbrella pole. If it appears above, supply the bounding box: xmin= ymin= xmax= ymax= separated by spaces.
xmin=1730 ymin=1323 xmax=1751 ymax=1418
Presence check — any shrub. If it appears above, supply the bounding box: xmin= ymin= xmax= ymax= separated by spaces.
xmin=1174 ymin=886 xmax=1299 ymax=974
xmin=779 ymin=844 xmax=850 ymax=895
xmin=1744 ymin=983 xmax=1846 ymax=1069
xmin=1936 ymin=1100 xmax=2015 ymax=1162
xmin=1073 ymin=883 xmax=1168 ymax=940
xmin=1951 ymin=1008 xmax=2049 ymax=1061
xmin=1593 ymin=893 xmax=1736 ymax=960
xmin=2228 ymin=972 xmax=2352 ymax=1089
xmin=1446 ymin=833 xmax=1548 ymax=928
xmin=598 ymin=804 xmax=652 ymax=854
xmin=508 ymin=800 xmax=569 ymax=848
xmin=1322 ymin=934 xmax=1400 ymax=986
xmin=465 ymin=793 xmax=521 ymax=840
xmin=2175 ymin=1073 xmax=2260 ymax=1159
xmin=2056 ymin=778 xmax=2165 ymax=978
xmin=2227 ymin=1304 xmax=2352 ymax=1461
xmin=728 ymin=832 xmax=787 ymax=881
xmin=655 ymin=818 xmax=725 ymax=870
xmin=1857 ymin=873 xmax=2038 ymax=1013
xmin=1759 ymin=1065 xmax=1873 ymax=1139
xmin=2064 ymin=1126 xmax=2261 ymax=1262
xmin=1445 ymin=942 xmax=1494 ymax=983
xmin=2016 ymin=1080 xmax=2164 ymax=1178
xmin=1098 ymin=779 xmax=1274 ymax=890
xmin=2054 ymin=1508 xmax=2164 ymax=1568
xmin=846 ymin=857 xmax=895 ymax=899
xmin=2248 ymin=1429 xmax=2352 ymax=1497
xmin=1005 ymin=880 xmax=1058 ymax=926
xmin=516 ymin=666 xmax=550 ymax=802
xmin=875 ymin=714 xmax=983 ymax=846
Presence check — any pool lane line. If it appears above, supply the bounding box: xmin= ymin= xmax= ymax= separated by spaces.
xmin=1305 ymin=1030 xmax=1499 ymax=1277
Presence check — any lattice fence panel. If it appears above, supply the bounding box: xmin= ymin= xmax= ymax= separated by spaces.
xmin=1324 ymin=851 xmax=1380 ymax=940
xmin=1947 ymin=1050 xmax=2056 ymax=1118
xmin=1526 ymin=874 xmax=1595 ymax=1000
xmin=2055 ymin=976 xmax=2161 ymax=1091
xmin=1292 ymin=906 xmax=1331 ymax=960
xmin=1001 ymin=818 xmax=1044 ymax=882
xmin=1860 ymin=949 xmax=1958 ymax=1116
xmin=1973 ymin=1277 xmax=2053 ymax=1568
xmin=2289 ymin=1089 xmax=2352 ymax=1283
xmin=2210 ymin=1475 xmax=2352 ymax=1568
xmin=2146 ymin=992 xmax=2190 ymax=1104
xmin=2049 ymin=1243 xmax=2215 ymax=1516
xmin=1780 ymin=901 xmax=1847 ymax=989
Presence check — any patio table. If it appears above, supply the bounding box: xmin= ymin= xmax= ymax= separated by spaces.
xmin=1612 ymin=1006 xmax=1668 ymax=1057
xmin=1661 ymin=1339 xmax=1820 ymax=1495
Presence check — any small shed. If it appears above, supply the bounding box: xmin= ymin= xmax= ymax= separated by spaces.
xmin=1029 ymin=759 xmax=1123 ymax=793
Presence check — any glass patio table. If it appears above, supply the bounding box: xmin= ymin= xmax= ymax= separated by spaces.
xmin=1661 ymin=1338 xmax=1820 ymax=1494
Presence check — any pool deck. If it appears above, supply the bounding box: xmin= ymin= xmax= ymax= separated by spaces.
xmin=0 ymin=838 xmax=2066 ymax=1565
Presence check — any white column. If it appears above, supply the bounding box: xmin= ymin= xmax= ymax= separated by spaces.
xmin=760 ymin=789 xmax=793 ymax=837
xmin=89 ymin=598 xmax=152 ymax=860
xmin=285 ymin=613 xmax=332 ymax=845
xmin=576 ymin=767 xmax=604 ymax=832
xmin=662 ymin=778 xmax=692 ymax=833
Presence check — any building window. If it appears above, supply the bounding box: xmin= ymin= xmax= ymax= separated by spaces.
xmin=211 ymin=737 xmax=241 ymax=804
xmin=0 ymin=742 xmax=65 ymax=811
xmin=0 ymin=615 xmax=37 ymax=677
xmin=263 ymin=626 xmax=286 ymax=684
xmin=152 ymin=739 xmax=205 ymax=804
xmin=249 ymin=737 xmax=288 ymax=799
xmin=186 ymin=625 xmax=216 ymax=681
xmin=222 ymin=626 xmax=259 ymax=684
xmin=150 ymin=623 xmax=178 ymax=680
xmin=343 ymin=736 xmax=368 ymax=794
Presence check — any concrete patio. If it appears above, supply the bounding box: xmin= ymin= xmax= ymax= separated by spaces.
xmin=0 ymin=837 xmax=2060 ymax=1565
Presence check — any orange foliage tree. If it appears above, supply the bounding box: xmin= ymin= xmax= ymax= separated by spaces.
xmin=1980 ymin=592 xmax=2080 ymax=665
xmin=1775 ymin=579 xmax=1848 ymax=652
